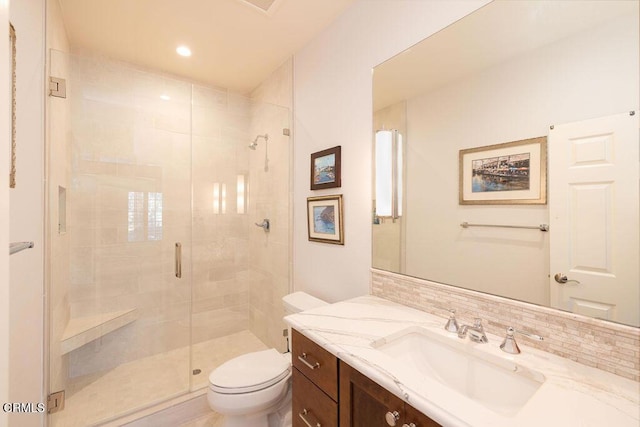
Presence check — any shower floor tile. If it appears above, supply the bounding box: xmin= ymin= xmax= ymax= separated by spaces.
xmin=51 ymin=330 xmax=268 ymax=427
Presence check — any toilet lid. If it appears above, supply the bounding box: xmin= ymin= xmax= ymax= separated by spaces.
xmin=209 ymin=349 xmax=291 ymax=394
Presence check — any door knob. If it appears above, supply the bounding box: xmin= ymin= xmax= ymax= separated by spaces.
xmin=554 ymin=273 xmax=580 ymax=284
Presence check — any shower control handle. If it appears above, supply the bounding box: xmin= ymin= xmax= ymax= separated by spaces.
xmin=175 ymin=242 xmax=182 ymax=278
xmin=255 ymin=219 xmax=270 ymax=231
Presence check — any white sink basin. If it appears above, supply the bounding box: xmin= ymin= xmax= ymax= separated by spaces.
xmin=372 ymin=327 xmax=545 ymax=416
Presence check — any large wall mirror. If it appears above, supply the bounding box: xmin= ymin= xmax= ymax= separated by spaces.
xmin=372 ymin=0 xmax=639 ymax=327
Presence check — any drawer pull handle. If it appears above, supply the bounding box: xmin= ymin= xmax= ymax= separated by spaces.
xmin=385 ymin=410 xmax=401 ymax=426
xmin=299 ymin=408 xmax=321 ymax=427
xmin=298 ymin=352 xmax=321 ymax=370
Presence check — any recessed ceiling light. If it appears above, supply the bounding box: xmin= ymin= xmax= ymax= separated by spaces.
xmin=160 ymin=94 xmax=171 ymax=101
xmin=176 ymin=46 xmax=192 ymax=57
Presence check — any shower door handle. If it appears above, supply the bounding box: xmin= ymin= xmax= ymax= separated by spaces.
xmin=175 ymin=242 xmax=182 ymax=278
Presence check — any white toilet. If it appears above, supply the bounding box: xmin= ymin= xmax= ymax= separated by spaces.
xmin=207 ymin=292 xmax=327 ymax=427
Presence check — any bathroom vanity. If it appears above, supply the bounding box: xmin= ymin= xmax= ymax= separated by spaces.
xmin=292 ymin=329 xmax=438 ymax=426
xmin=286 ymin=296 xmax=640 ymax=427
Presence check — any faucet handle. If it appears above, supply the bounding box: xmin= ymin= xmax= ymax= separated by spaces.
xmin=500 ymin=326 xmax=544 ymax=354
xmin=444 ymin=309 xmax=459 ymax=333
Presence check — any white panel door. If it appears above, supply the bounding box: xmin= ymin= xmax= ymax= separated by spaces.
xmin=549 ymin=112 xmax=639 ymax=326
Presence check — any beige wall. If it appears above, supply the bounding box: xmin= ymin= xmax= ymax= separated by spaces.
xmin=9 ymin=0 xmax=45 ymax=425
xmin=1 ymin=0 xmax=12 ymax=425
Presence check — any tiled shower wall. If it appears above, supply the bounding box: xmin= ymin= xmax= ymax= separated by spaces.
xmin=372 ymin=269 xmax=640 ymax=382
xmin=190 ymin=85 xmax=253 ymax=345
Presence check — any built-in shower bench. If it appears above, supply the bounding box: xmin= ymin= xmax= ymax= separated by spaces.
xmin=60 ymin=309 xmax=138 ymax=354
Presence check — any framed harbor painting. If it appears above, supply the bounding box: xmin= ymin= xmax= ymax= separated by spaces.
xmin=459 ymin=136 xmax=547 ymax=205
xmin=307 ymin=195 xmax=344 ymax=244
xmin=311 ymin=146 xmax=341 ymax=190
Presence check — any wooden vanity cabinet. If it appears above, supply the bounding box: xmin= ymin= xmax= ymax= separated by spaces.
xmin=291 ymin=329 xmax=440 ymax=427
xmin=339 ymin=361 xmax=441 ymax=427
xmin=291 ymin=329 xmax=339 ymax=427
xmin=293 ymin=372 xmax=338 ymax=427
xmin=404 ymin=401 xmax=441 ymax=427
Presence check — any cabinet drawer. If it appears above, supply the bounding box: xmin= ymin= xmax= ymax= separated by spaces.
xmin=292 ymin=329 xmax=338 ymax=401
xmin=292 ymin=368 xmax=338 ymax=427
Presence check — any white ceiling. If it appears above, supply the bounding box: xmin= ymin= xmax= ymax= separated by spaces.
xmin=58 ymin=0 xmax=357 ymax=94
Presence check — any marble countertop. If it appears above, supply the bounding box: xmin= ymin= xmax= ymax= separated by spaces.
xmin=284 ymin=296 xmax=640 ymax=427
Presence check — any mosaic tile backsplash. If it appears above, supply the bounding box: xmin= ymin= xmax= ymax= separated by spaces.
xmin=371 ymin=269 xmax=640 ymax=382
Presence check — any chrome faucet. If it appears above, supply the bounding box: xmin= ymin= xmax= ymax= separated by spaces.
xmin=458 ymin=318 xmax=488 ymax=343
xmin=500 ymin=326 xmax=544 ymax=354
xmin=444 ymin=309 xmax=459 ymax=333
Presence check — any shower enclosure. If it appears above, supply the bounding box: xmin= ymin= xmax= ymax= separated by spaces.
xmin=47 ymin=50 xmax=292 ymax=426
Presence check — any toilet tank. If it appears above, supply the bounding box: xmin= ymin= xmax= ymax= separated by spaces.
xmin=282 ymin=292 xmax=327 ymax=352
xmin=282 ymin=291 xmax=327 ymax=315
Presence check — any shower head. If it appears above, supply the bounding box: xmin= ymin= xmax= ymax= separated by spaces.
xmin=249 ymin=134 xmax=269 ymax=150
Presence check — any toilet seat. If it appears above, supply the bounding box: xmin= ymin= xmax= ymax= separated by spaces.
xmin=209 ymin=349 xmax=291 ymax=394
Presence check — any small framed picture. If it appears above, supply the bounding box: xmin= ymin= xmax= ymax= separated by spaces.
xmin=459 ymin=136 xmax=547 ymax=205
xmin=307 ymin=195 xmax=344 ymax=245
xmin=311 ymin=146 xmax=341 ymax=190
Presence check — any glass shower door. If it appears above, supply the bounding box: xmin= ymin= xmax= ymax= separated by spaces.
xmin=47 ymin=50 xmax=192 ymax=426
xmin=188 ymin=94 xmax=293 ymax=391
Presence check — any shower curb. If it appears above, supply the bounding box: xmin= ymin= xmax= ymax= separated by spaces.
xmin=99 ymin=389 xmax=211 ymax=427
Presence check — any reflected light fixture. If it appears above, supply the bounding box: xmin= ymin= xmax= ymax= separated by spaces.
xmin=213 ymin=183 xmax=220 ymax=214
xmin=221 ymin=184 xmax=227 ymax=214
xmin=237 ymin=175 xmax=246 ymax=214
xmin=213 ymin=183 xmax=227 ymax=215
xmin=160 ymin=94 xmax=171 ymax=101
xmin=375 ymin=129 xmax=403 ymax=220
xmin=176 ymin=45 xmax=192 ymax=57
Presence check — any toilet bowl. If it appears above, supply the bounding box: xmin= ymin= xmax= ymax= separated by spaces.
xmin=207 ymin=292 xmax=327 ymax=427
xmin=207 ymin=349 xmax=291 ymax=427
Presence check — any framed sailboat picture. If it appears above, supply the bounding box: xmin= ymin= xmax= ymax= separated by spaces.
xmin=459 ymin=136 xmax=547 ymax=205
